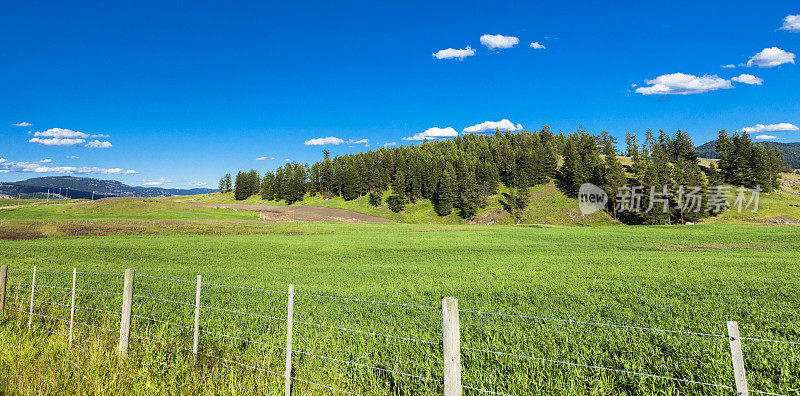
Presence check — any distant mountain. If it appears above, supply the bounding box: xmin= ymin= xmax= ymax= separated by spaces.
xmin=0 ymin=176 xmax=215 ymax=199
xmin=696 ymin=141 xmax=800 ymax=169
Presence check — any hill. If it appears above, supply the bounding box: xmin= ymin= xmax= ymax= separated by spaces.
xmin=1 ymin=176 xmax=215 ymax=198
xmin=696 ymin=140 xmax=800 ymax=169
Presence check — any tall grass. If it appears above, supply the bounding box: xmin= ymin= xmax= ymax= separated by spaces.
xmin=2 ymin=223 xmax=799 ymax=394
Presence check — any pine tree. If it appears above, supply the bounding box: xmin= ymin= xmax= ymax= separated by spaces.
xmin=434 ymin=165 xmax=456 ymax=216
xmin=368 ymin=191 xmax=382 ymax=207
xmin=224 ymin=173 xmax=232 ymax=192
xmin=234 ymin=171 xmax=248 ymax=200
xmin=218 ymin=178 xmax=226 ymax=193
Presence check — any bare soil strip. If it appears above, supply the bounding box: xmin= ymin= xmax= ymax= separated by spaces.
xmin=192 ymin=203 xmax=391 ymax=223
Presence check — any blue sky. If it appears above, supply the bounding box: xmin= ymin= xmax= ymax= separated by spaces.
xmin=1 ymin=1 xmax=798 ymax=188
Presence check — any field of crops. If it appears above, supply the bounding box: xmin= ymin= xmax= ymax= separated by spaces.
xmin=2 ymin=215 xmax=799 ymax=395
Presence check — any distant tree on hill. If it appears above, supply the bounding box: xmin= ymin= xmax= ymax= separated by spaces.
xmin=218 ymin=177 xmax=226 ymax=193
xmin=386 ymin=194 xmax=404 ymax=213
xmin=368 ymin=191 xmax=382 ymax=207
xmin=224 ymin=173 xmax=232 ymax=192
xmin=500 ymin=188 xmax=530 ymax=224
xmin=434 ymin=164 xmax=456 ymax=216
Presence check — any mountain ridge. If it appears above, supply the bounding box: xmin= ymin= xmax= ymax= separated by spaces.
xmin=0 ymin=176 xmax=215 ymax=198
xmin=696 ymin=140 xmax=800 ymax=169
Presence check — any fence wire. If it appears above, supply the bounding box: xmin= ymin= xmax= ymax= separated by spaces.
xmin=459 ymin=308 xmax=728 ymax=338
xmin=462 ymin=346 xmax=733 ymax=391
xmin=294 ymin=319 xmax=439 ymax=345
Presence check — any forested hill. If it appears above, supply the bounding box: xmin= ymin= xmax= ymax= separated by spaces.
xmin=3 ymin=176 xmax=216 ymax=198
xmin=697 ymin=140 xmax=800 ymax=169
xmin=225 ymin=128 xmax=786 ymax=225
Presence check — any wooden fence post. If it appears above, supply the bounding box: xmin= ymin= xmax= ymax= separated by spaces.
xmin=69 ymin=268 xmax=77 ymax=347
xmin=727 ymin=321 xmax=748 ymax=396
xmin=117 ymin=268 xmax=134 ymax=357
xmin=28 ymin=266 xmax=36 ymax=330
xmin=284 ymin=284 xmax=294 ymax=396
xmin=442 ymin=297 xmax=462 ymax=396
xmin=0 ymin=265 xmax=7 ymax=314
xmin=193 ymin=274 xmax=201 ymax=364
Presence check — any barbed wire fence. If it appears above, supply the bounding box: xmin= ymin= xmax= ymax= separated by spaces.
xmin=0 ymin=264 xmax=797 ymax=395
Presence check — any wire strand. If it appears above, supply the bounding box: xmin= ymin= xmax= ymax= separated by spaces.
xmin=201 ymin=281 xmax=287 ymax=294
xmin=132 ymin=314 xmax=192 ymax=330
xmin=75 ymin=305 xmax=122 ymax=316
xmin=294 ymin=292 xmax=439 ymax=310
xmin=463 ymin=384 xmax=512 ymax=396
xmin=133 ymin=294 xmax=194 ymax=307
xmin=199 ymin=304 xmax=287 ymax=322
xmin=77 ymin=288 xmax=123 ymax=296
xmin=740 ymin=336 xmax=800 ymax=346
xmin=750 ymin=389 xmax=789 ymax=396
xmin=290 ymin=375 xmax=362 ymax=396
xmin=200 ymin=329 xmax=285 ymax=350
xmin=294 ymin=320 xmax=439 ymax=345
xmin=462 ymin=346 xmax=732 ymax=390
xmin=293 ymin=349 xmax=440 ymax=382
xmin=458 ymin=308 xmax=727 ymax=338
xmin=136 ymin=274 xmax=196 ymax=284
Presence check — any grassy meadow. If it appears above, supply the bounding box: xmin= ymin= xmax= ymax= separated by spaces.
xmin=1 ymin=197 xmax=799 ymax=395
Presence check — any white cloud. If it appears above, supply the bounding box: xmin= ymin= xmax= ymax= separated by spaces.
xmin=731 ymin=74 xmax=763 ymax=85
xmin=480 ymin=34 xmax=519 ymax=49
xmin=284 ymin=158 xmax=290 ymax=162
xmin=402 ymin=127 xmax=458 ymax=141
xmin=141 ymin=177 xmax=171 ymax=186
xmin=270 ymin=157 xmax=276 ymax=160
xmin=256 ymin=156 xmax=268 ymax=161
xmin=721 ymin=64 xmax=736 ymax=68
xmin=85 ymin=140 xmax=112 ymax=148
xmin=303 ymin=137 xmax=368 ymax=146
xmin=463 ymin=119 xmax=524 ymax=134
xmin=529 ymin=42 xmax=546 ymax=49
xmin=432 ymin=46 xmax=475 ymax=60
xmin=12 ymin=122 xmax=33 ymax=127
xmin=635 ymin=73 xmax=733 ymax=95
xmin=67 ymin=155 xmax=79 ymax=159
xmin=33 ymin=128 xmax=89 ymax=139
xmin=738 ymin=123 xmax=799 ymax=134
xmin=304 ymin=136 xmax=345 ymax=146
xmin=188 ymin=181 xmax=207 ymax=187
xmin=754 ymin=134 xmax=779 ymax=140
xmin=90 ymin=134 xmax=110 ymax=138
xmin=38 ymin=159 xmax=53 ymax=163
xmin=29 ymin=137 xmax=86 ymax=146
xmin=780 ymin=14 xmax=800 ymax=32
xmin=746 ymin=47 xmax=795 ymax=68
xmin=0 ymin=158 xmax=136 ymax=174
xmin=382 ymin=142 xmax=397 ymax=148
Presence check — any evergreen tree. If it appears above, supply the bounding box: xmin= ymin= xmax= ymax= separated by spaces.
xmin=386 ymin=194 xmax=404 ymax=213
xmin=224 ymin=173 xmax=232 ymax=192
xmin=218 ymin=178 xmax=226 ymax=193
xmin=500 ymin=188 xmax=530 ymax=224
xmin=234 ymin=171 xmax=248 ymax=200
xmin=368 ymin=191 xmax=382 ymax=207
xmin=434 ymin=165 xmax=456 ymax=216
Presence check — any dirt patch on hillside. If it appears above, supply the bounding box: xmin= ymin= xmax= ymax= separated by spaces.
xmin=0 ymin=229 xmax=46 ymax=240
xmin=193 ymin=203 xmax=390 ymax=223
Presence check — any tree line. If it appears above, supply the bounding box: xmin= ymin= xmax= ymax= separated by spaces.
xmin=221 ymin=127 xmax=785 ymax=225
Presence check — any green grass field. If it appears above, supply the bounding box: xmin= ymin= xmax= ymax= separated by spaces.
xmin=1 ymin=212 xmax=799 ymax=394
